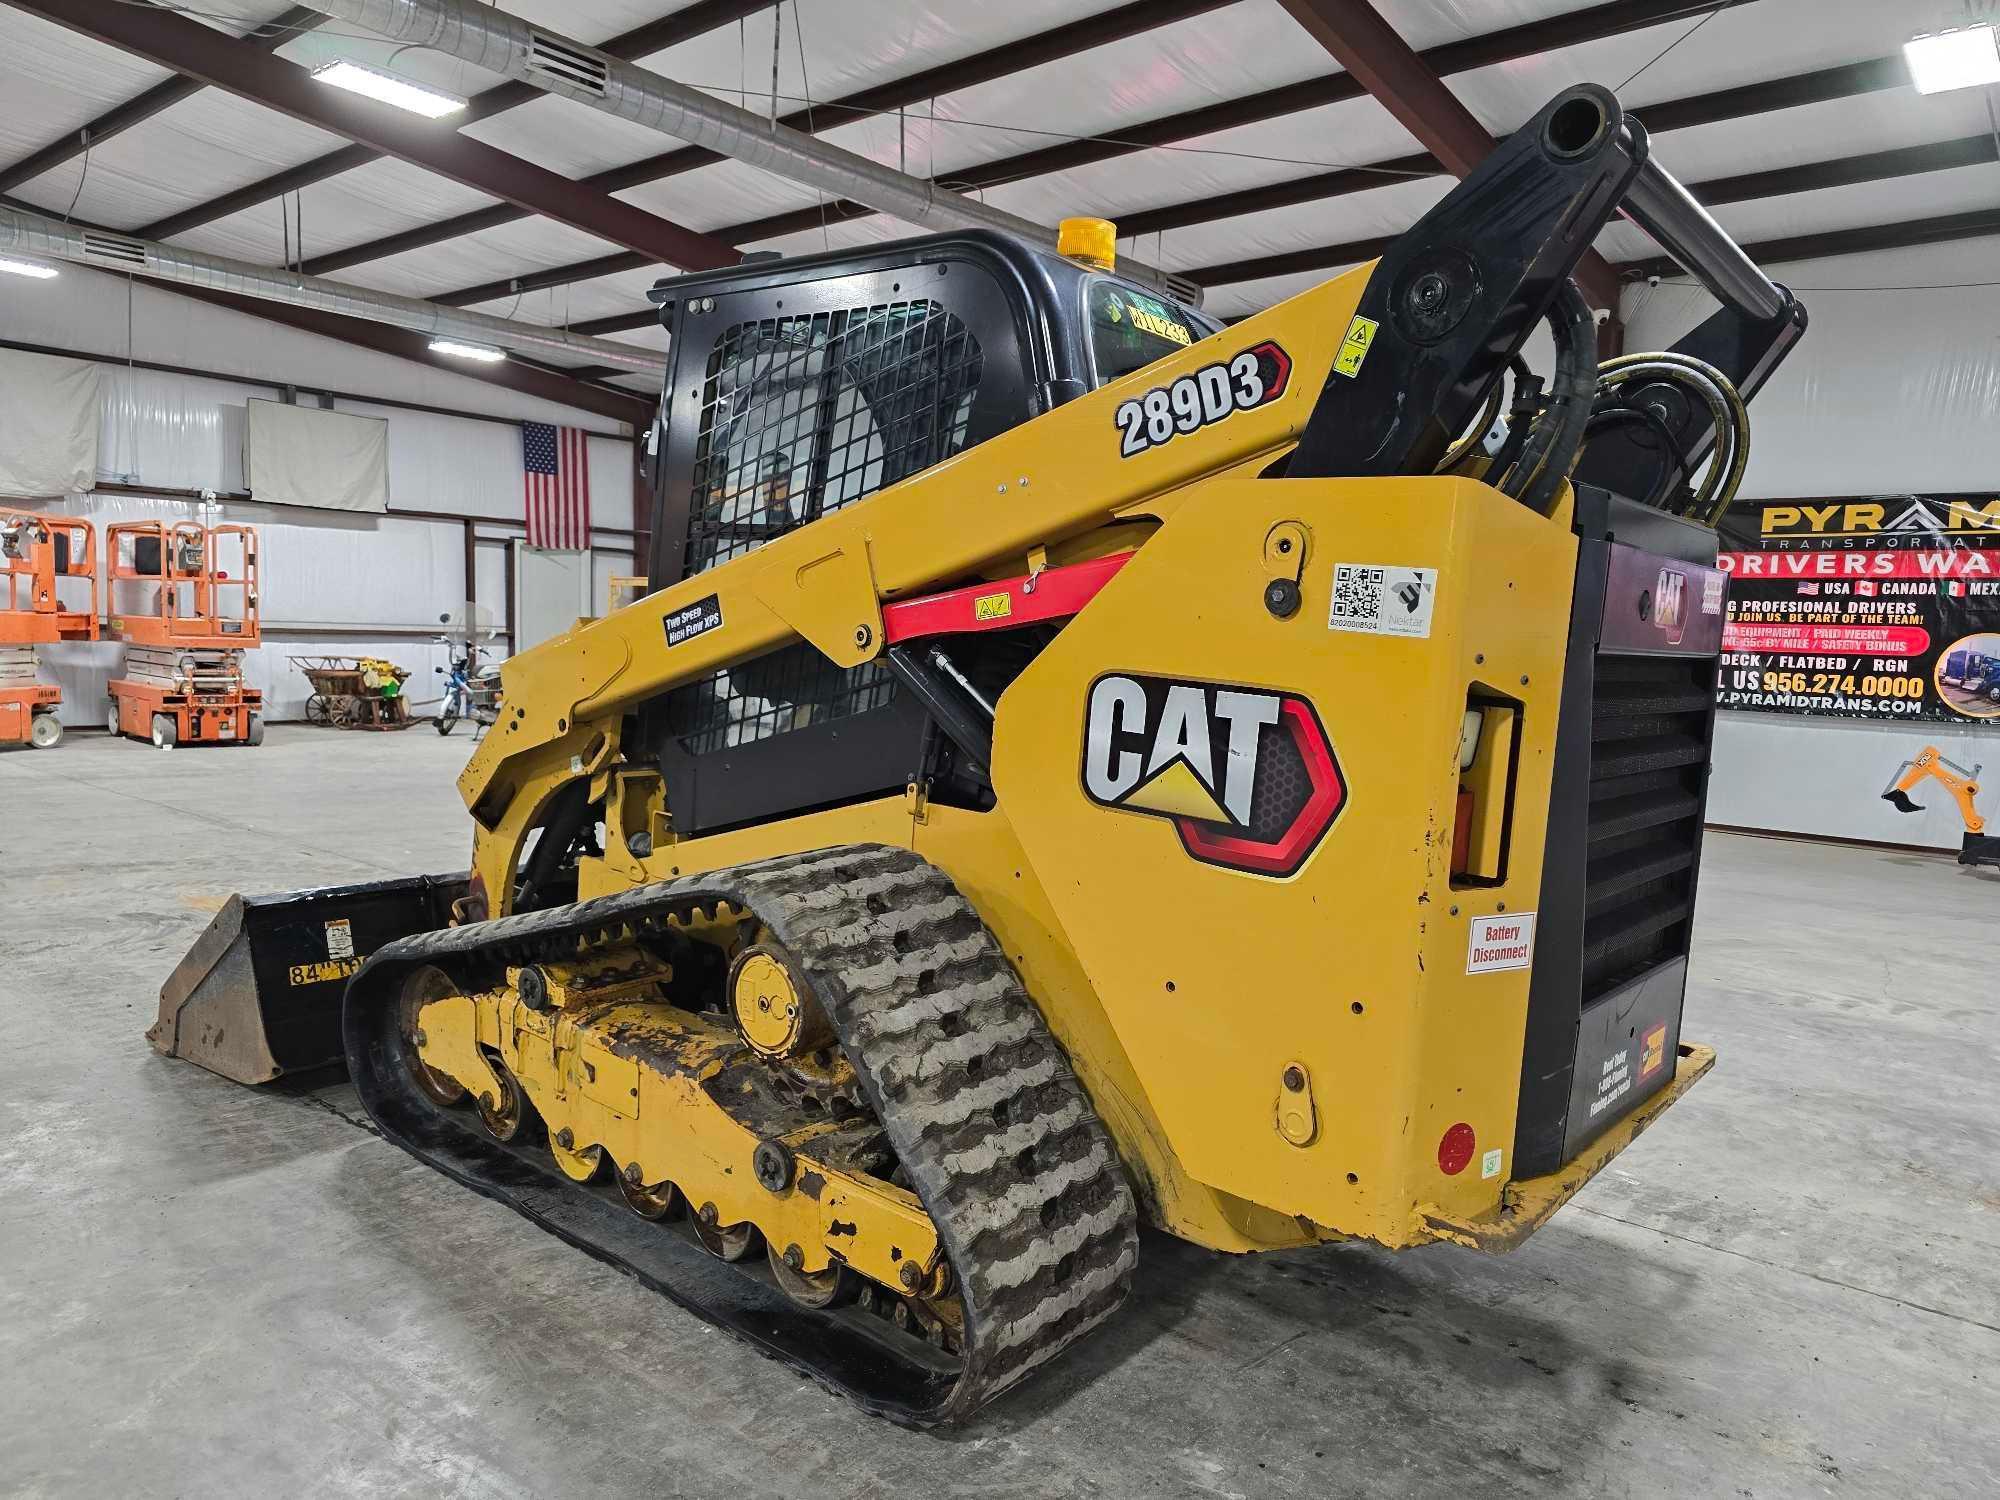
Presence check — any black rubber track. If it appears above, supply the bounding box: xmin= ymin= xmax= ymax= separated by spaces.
xmin=342 ymin=844 xmax=1139 ymax=1425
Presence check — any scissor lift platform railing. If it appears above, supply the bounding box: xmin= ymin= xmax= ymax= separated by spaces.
xmin=105 ymin=522 xmax=263 ymax=749
xmin=0 ymin=511 xmax=97 ymax=749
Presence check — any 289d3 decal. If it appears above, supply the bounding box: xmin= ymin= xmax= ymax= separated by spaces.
xmin=1113 ymin=340 xmax=1291 ymax=458
xmin=1081 ymin=672 xmax=1344 ymax=877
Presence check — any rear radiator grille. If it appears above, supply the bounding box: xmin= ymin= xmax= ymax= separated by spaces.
xmin=1580 ymin=654 xmax=1712 ymax=1003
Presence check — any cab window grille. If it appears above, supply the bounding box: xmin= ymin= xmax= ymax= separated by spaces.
xmin=668 ymin=649 xmax=897 ymax=757
xmin=683 ymin=300 xmax=983 ymax=576
xmin=672 ymin=299 xmax=983 ymax=755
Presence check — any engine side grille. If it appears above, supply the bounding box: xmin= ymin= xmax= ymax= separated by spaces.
xmin=1578 ymin=653 xmax=1711 ymax=1002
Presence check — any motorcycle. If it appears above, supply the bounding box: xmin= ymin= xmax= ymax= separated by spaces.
xmin=432 ymin=615 xmax=502 ymax=737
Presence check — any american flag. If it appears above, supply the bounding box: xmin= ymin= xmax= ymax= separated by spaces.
xmin=523 ymin=422 xmax=591 ymax=549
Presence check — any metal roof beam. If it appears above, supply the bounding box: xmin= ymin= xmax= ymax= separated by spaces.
xmin=1110 ymin=56 xmax=1909 ymax=240
xmin=3 ymin=0 xmax=735 ymax=272
xmin=1273 ymin=0 xmax=1619 ymax=307
xmin=435 ymin=0 xmax=1734 ymax=318
xmin=0 ymin=6 xmax=325 ymax=196
xmin=1623 ymin=207 xmax=2000 ymax=283
xmin=1183 ymin=71 xmax=1947 ymax=290
xmin=135 ymin=0 xmax=771 ymax=243
xmin=160 ymin=285 xmax=655 ymax=426
xmin=309 ymin=0 xmax=1231 ymax=281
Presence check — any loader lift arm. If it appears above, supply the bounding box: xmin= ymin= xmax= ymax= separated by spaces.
xmin=456 ymin=83 xmax=1803 ymax=918
xmin=154 ymin=79 xmax=1819 ymax=1428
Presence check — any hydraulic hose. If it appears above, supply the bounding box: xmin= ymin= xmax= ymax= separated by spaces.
xmin=1498 ymin=282 xmax=1597 ymax=516
xmin=1594 ymin=351 xmax=1749 ymax=522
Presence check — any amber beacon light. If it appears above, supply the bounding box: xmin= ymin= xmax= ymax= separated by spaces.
xmin=1057 ymin=216 xmax=1117 ymax=270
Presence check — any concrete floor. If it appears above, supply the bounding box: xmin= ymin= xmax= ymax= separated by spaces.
xmin=2 ymin=726 xmax=1995 ymax=1499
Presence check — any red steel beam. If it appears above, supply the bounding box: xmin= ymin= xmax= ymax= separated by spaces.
xmin=1273 ymin=0 xmax=1621 ymax=308
xmin=5 ymin=0 xmax=735 ymax=273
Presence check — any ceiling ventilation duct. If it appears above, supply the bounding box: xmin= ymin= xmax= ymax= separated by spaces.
xmin=0 ymin=203 xmax=668 ymax=378
xmin=311 ymin=0 xmax=1204 ymax=306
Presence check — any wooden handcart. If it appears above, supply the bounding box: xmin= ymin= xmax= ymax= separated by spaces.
xmin=292 ymin=655 xmax=414 ymax=730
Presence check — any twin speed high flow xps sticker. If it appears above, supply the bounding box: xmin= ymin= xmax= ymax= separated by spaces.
xmin=1082 ymin=673 xmax=1344 ymax=876
xmin=1113 ymin=341 xmax=1291 ymax=458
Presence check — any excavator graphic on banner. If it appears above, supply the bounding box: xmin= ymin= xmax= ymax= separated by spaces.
xmin=1883 ymin=745 xmax=2000 ymax=867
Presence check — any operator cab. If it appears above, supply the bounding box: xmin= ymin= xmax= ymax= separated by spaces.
xmin=637 ymin=226 xmax=1216 ymax=837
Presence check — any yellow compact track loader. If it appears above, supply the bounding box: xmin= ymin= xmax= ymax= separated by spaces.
xmin=153 ymin=85 xmax=1806 ymax=1423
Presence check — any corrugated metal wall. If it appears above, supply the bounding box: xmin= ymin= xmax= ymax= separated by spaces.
xmin=4 ymin=263 xmax=641 ymax=725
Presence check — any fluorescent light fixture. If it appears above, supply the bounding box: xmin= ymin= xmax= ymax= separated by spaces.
xmin=311 ymin=59 xmax=466 ymax=118
xmin=0 ymin=255 xmax=59 ymax=279
xmin=1905 ymin=25 xmax=2000 ymax=94
xmin=429 ymin=338 xmax=507 ymax=363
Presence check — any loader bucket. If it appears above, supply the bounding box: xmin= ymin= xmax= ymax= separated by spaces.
xmin=148 ymin=874 xmax=465 ymax=1085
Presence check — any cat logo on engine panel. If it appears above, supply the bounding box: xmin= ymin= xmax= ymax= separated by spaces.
xmin=1113 ymin=340 xmax=1291 ymax=459
xmin=1081 ymin=673 xmax=1344 ymax=877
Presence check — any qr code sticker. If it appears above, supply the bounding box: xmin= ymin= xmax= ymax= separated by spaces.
xmin=1330 ymin=564 xmax=1385 ymax=626
xmin=1328 ymin=563 xmax=1437 ymax=639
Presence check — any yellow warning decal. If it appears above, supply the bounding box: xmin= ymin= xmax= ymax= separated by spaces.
xmin=289 ymin=957 xmax=362 ymax=987
xmin=1333 ymin=314 xmax=1378 ymax=379
xmin=974 ymin=592 xmax=1013 ymax=621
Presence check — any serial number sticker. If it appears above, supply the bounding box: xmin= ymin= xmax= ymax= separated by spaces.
xmin=324 ymin=918 xmax=354 ymax=959
xmin=1113 ymin=340 xmax=1291 ymax=459
xmin=290 ymin=957 xmax=361 ymax=987
xmin=974 ymin=591 xmax=1013 ymax=622
xmin=664 ymin=593 xmax=723 ymax=647
xmin=1333 ymin=314 xmax=1378 ymax=378
xmin=1328 ymin=563 xmax=1438 ymax=639
xmin=1467 ymin=912 xmax=1535 ymax=974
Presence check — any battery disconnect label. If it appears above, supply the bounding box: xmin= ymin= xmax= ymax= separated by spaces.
xmin=1467 ymin=912 xmax=1535 ymax=974
xmin=664 ymin=594 xmax=723 ymax=647
xmin=1328 ymin=563 xmax=1438 ymax=638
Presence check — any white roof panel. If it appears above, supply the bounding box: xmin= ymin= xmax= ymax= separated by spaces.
xmin=165 ymin=156 xmax=501 ymax=266
xmin=0 ymin=0 xmax=1982 ymax=339
xmin=9 ymin=85 xmax=349 ymax=230
xmin=331 ymin=213 xmax=627 ymax=302
xmin=0 ymin=9 xmax=173 ymax=168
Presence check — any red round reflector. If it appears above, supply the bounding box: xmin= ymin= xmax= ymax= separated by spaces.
xmin=1438 ymin=1122 xmax=1476 ymax=1176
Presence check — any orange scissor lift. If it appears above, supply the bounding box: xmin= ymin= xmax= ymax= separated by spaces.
xmin=0 ymin=509 xmax=97 ymax=749
xmin=106 ymin=521 xmax=264 ymax=749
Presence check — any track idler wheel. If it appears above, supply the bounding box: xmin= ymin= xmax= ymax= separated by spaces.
xmin=689 ymin=1200 xmax=759 ymax=1262
xmin=728 ymin=943 xmax=833 ymax=1060
xmin=396 ymin=965 xmax=467 ymax=1107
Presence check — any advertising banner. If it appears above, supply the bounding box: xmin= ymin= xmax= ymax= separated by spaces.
xmin=1715 ymin=495 xmax=2000 ymax=722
